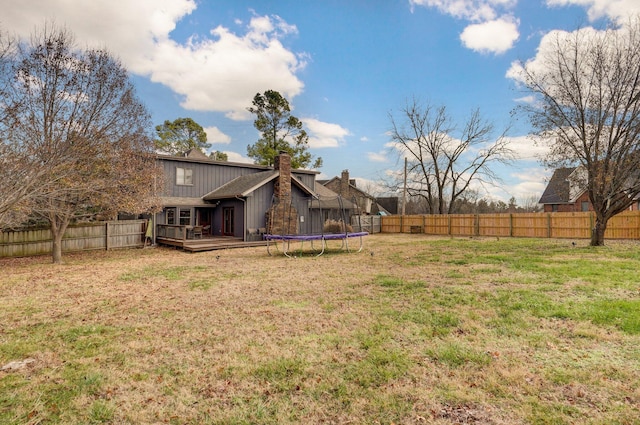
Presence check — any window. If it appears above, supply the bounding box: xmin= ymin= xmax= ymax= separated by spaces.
xmin=176 ymin=167 xmax=193 ymax=185
xmin=166 ymin=208 xmax=176 ymax=225
xmin=581 ymin=201 xmax=589 ymax=212
xmin=179 ymin=209 xmax=191 ymax=226
xmin=552 ymin=204 xmax=558 ymax=212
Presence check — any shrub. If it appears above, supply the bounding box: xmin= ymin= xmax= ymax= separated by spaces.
xmin=323 ymin=219 xmax=353 ymax=233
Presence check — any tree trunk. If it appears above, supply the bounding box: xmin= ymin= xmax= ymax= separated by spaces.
xmin=590 ymin=216 xmax=607 ymax=246
xmin=50 ymin=216 xmax=70 ymax=264
xmin=51 ymin=229 xmax=63 ymax=264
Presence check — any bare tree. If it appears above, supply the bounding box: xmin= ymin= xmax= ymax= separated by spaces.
xmin=0 ymin=29 xmax=33 ymax=229
xmin=389 ymin=99 xmax=514 ymax=214
xmin=0 ymin=24 xmax=162 ymax=262
xmin=512 ymin=18 xmax=640 ymax=245
xmin=520 ymin=194 xmax=543 ymax=213
xmin=0 ymin=29 xmax=60 ymax=228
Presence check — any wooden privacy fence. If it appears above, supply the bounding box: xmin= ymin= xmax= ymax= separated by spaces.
xmin=0 ymin=220 xmax=147 ymax=258
xmin=381 ymin=211 xmax=640 ymax=240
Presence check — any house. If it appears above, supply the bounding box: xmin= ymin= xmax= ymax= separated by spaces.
xmin=539 ymin=167 xmax=640 ymax=212
xmin=320 ymin=170 xmax=393 ymax=215
xmin=154 ymin=152 xmax=358 ymax=248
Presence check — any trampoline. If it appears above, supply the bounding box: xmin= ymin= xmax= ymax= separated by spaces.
xmin=264 ymin=191 xmax=368 ymax=257
xmin=265 ymin=231 xmax=368 ymax=257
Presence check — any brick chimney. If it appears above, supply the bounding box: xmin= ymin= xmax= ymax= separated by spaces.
xmin=268 ymin=152 xmax=298 ymax=235
xmin=340 ymin=170 xmax=350 ymax=198
xmin=274 ymin=152 xmax=292 ymax=202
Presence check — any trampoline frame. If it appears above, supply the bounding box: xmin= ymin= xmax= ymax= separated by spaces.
xmin=264 ymin=231 xmax=368 ymax=257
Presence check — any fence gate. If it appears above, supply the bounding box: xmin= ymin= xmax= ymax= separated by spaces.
xmin=352 ymin=215 xmax=381 ymax=233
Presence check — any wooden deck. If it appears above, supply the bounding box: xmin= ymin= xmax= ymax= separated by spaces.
xmin=156 ymin=236 xmax=267 ymax=252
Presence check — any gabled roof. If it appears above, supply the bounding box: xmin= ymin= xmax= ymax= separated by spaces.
xmin=159 ymin=196 xmax=213 ymax=207
xmin=291 ymin=174 xmax=317 ymax=197
xmin=539 ymin=167 xmax=576 ymax=204
xmin=202 ymin=171 xmax=317 ymax=201
xmin=203 ymin=170 xmax=278 ymax=200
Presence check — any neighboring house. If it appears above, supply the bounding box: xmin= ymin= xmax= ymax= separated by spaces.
xmin=155 ymin=152 xmax=355 ymax=244
xmin=539 ymin=167 xmax=640 ymax=212
xmin=376 ymin=197 xmax=399 ymax=215
xmin=320 ymin=170 xmax=393 ymax=215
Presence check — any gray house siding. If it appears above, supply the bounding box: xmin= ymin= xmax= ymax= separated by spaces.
xmin=156 ymin=154 xmax=321 ymax=242
xmin=293 ymin=172 xmax=316 ymax=190
xmin=289 ymin=186 xmax=315 ymax=234
xmin=245 ymin=184 xmax=273 ymax=235
xmin=161 ymin=158 xmax=268 ymax=199
xmin=209 ymin=198 xmax=244 ymax=238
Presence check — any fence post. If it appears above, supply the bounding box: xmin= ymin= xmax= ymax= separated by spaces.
xmin=475 ymin=214 xmax=480 ymax=236
xmin=547 ymin=213 xmax=551 ymax=238
xmin=509 ymin=214 xmax=513 ymax=237
xmin=448 ymin=215 xmax=452 ymax=236
xmin=105 ymin=222 xmax=110 ymax=251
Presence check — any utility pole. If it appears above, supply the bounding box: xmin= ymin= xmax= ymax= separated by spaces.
xmin=402 ymin=157 xmax=407 ymax=215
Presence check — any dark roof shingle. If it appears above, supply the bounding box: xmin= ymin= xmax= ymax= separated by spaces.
xmin=539 ymin=167 xmax=575 ymax=204
xmin=203 ymin=171 xmax=278 ymax=200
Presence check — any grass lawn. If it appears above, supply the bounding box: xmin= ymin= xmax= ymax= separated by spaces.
xmin=1 ymin=234 xmax=639 ymax=424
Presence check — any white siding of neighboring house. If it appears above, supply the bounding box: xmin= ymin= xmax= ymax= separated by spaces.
xmin=568 ymin=167 xmax=588 ymax=202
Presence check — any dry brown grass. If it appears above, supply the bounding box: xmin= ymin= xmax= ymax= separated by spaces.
xmin=1 ymin=234 xmax=639 ymax=424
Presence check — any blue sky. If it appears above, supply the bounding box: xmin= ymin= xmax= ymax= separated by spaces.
xmin=2 ymin=0 xmax=639 ymax=204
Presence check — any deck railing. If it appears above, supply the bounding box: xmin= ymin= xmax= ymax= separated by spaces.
xmin=156 ymin=224 xmax=189 ymax=240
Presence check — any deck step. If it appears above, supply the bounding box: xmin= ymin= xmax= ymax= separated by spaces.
xmin=156 ymin=237 xmax=266 ymax=252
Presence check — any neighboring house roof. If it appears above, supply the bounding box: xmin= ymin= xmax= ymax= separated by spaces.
xmin=321 ymin=174 xmax=392 ymax=214
xmin=203 ymin=170 xmax=278 ymax=200
xmin=540 ymin=166 xmax=640 ymax=206
xmin=312 ymin=183 xmax=357 ymax=210
xmin=376 ymin=197 xmax=399 ymax=215
xmin=539 ymin=167 xmax=576 ymax=204
xmin=182 ymin=148 xmax=209 ymax=160
xmin=322 ymin=176 xmax=365 ymax=197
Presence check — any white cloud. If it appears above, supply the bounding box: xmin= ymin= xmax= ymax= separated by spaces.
xmin=0 ymin=0 xmax=196 ymax=68
xmin=360 ymin=136 xmax=370 ymax=142
xmin=507 ymin=3 xmax=640 ymax=115
xmin=506 ymin=25 xmax=609 ymax=93
xmin=302 ymin=118 xmax=350 ymax=149
xmin=367 ymin=151 xmax=389 ymax=162
xmin=0 ymin=1 xmax=306 ymax=121
xmin=410 ymin=0 xmax=516 ymax=22
xmin=411 ymin=0 xmax=519 ymax=53
xmin=504 ymin=135 xmax=551 ymax=161
xmin=513 ymin=95 xmax=537 ymax=104
xmin=500 ymin=166 xmax=549 ymax=200
xmin=460 ymin=16 xmax=519 ymax=54
xmin=546 ymin=0 xmax=640 ymax=23
xmin=203 ymin=126 xmax=231 ymax=145
xmin=353 ymin=177 xmax=388 ymax=196
xmin=224 ymin=151 xmax=253 ymax=164
xmin=145 ymin=15 xmax=305 ymax=120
